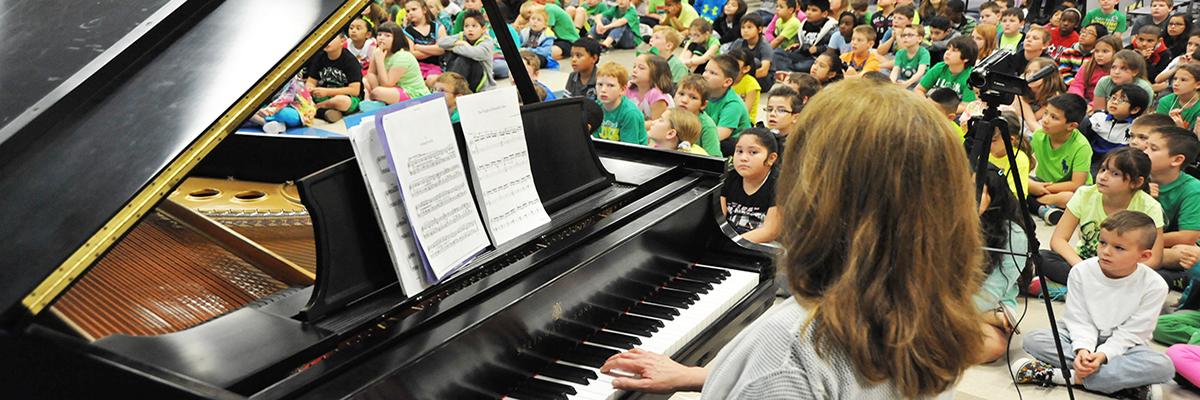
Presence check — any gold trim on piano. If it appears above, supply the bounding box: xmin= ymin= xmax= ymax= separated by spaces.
xmin=20 ymin=0 xmax=370 ymax=316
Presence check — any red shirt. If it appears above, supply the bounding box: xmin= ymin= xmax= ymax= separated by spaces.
xmin=1047 ymin=27 xmax=1080 ymax=59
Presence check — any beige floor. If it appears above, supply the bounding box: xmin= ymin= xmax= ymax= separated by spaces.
xmin=519 ymin=48 xmax=1200 ymax=399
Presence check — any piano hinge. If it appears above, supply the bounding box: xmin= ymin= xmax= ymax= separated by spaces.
xmin=20 ymin=0 xmax=370 ymax=316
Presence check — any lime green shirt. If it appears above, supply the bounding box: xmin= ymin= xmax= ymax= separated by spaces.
xmin=667 ymin=55 xmax=689 ymax=82
xmin=385 ymin=51 xmax=432 ymax=98
xmin=1031 ymin=128 xmax=1093 ymax=185
xmin=773 ymin=15 xmax=803 ymax=49
xmin=1067 ymin=185 xmax=1163 ymax=257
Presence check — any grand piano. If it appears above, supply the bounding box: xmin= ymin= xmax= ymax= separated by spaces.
xmin=0 ymin=0 xmax=778 ymax=398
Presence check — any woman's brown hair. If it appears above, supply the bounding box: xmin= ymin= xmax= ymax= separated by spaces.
xmin=778 ymin=78 xmax=984 ymax=397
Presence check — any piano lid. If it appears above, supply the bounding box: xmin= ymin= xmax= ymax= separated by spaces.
xmin=0 ymin=0 xmax=368 ymax=322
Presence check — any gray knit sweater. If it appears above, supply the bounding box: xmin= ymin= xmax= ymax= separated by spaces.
xmin=700 ymin=298 xmax=955 ymax=400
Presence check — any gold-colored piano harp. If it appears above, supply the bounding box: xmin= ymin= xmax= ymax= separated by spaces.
xmin=51 ymin=178 xmax=317 ymax=341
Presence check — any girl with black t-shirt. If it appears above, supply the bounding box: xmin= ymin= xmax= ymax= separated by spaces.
xmin=720 ymin=128 xmax=781 ymax=243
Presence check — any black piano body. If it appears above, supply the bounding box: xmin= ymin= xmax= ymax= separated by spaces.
xmin=0 ymin=0 xmax=778 ymax=398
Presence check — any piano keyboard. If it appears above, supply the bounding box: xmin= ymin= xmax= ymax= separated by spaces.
xmin=505 ymin=265 xmax=760 ymax=400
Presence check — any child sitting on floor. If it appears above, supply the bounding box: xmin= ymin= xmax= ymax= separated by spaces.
xmin=840 ymin=25 xmax=880 ymax=78
xmin=627 ymin=54 xmax=676 ymax=122
xmin=307 ymin=33 xmax=364 ymax=122
xmin=722 ymin=128 xmax=782 ymax=243
xmin=1015 ymin=210 xmax=1173 ymax=398
xmin=432 ymin=72 xmax=470 ymax=122
xmin=519 ymin=51 xmax=557 ymax=101
xmin=673 ymin=74 xmax=722 ymax=156
xmin=729 ymin=48 xmax=763 ymax=123
xmin=649 ymin=107 xmax=710 ymax=155
xmin=704 ymin=54 xmax=754 ymax=156
xmin=681 ymin=19 xmax=720 ymax=73
xmin=595 ymin=62 xmax=649 ymax=144
xmin=1027 ymin=93 xmax=1093 ymax=223
xmin=437 ymin=10 xmax=497 ymax=92
xmin=565 ymin=37 xmax=601 ymax=100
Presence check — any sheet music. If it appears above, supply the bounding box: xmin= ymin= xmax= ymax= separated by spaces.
xmin=457 ymin=86 xmax=551 ymax=246
xmin=376 ymin=94 xmax=490 ymax=280
xmin=346 ymin=116 xmax=428 ymax=296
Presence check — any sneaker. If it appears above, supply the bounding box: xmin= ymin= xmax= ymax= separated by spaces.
xmin=1011 ymin=358 xmax=1056 ymax=387
xmin=262 ymin=120 xmax=285 ymax=134
xmin=1038 ymin=205 xmax=1064 ymax=225
xmin=1112 ymin=384 xmax=1163 ymax=400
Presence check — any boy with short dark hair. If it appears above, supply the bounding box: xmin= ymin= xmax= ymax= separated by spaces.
xmin=876 ymin=4 xmax=915 ymax=56
xmin=565 ymin=37 xmax=602 ymax=100
xmin=772 ymin=0 xmax=836 ymax=74
xmin=674 ymin=74 xmax=722 ymax=155
xmin=1132 ymin=0 xmax=1173 ymax=36
xmin=1048 ymin=8 xmax=1082 ymax=59
xmin=770 ymin=0 xmax=803 ymax=50
xmin=979 ymin=1 xmax=1002 ymax=27
xmin=869 ymin=0 xmax=896 ymax=46
xmin=1083 ymin=0 xmax=1129 ymax=39
xmin=307 ymin=33 xmax=364 ymax=123
xmin=917 ymin=36 xmax=978 ymax=102
xmin=927 ymin=87 xmax=963 ymax=131
xmin=998 ymin=8 xmax=1025 ymax=52
xmin=1130 ymin=25 xmax=1174 ymax=81
xmin=1016 ymin=210 xmax=1174 ymax=398
xmin=1083 ymin=83 xmax=1150 ymax=172
xmin=945 ymin=0 xmax=977 ymax=36
xmin=729 ymin=17 xmax=775 ymax=89
xmin=704 ymin=54 xmax=753 ymax=156
xmin=925 ymin=15 xmax=960 ymax=63
xmin=594 ymin=62 xmax=648 ymax=144
xmin=1028 ymin=93 xmax=1093 ymax=215
xmin=661 ymin=0 xmax=700 ymax=33
xmin=1140 ymin=126 xmax=1200 ymax=271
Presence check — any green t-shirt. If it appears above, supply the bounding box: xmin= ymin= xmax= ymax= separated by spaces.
xmin=603 ymin=5 xmax=644 ymax=44
xmin=704 ymin=88 xmax=752 ymax=138
xmin=667 ymin=55 xmax=689 ymax=82
xmin=450 ymin=108 xmax=460 ymax=123
xmin=583 ymin=1 xmax=609 ymax=15
xmin=893 ymin=46 xmax=930 ymax=82
xmin=596 ymin=97 xmax=648 ymax=144
xmin=919 ymin=62 xmax=978 ymax=102
xmin=1031 ymin=128 xmax=1094 ymax=184
xmin=697 ymin=112 xmax=721 ymax=156
xmin=685 ymin=35 xmax=721 ymax=56
xmin=998 ymin=32 xmax=1023 ymax=52
xmin=773 ymin=16 xmax=803 ymax=49
xmin=1156 ymin=93 xmax=1200 ymax=129
xmin=1067 ymin=185 xmax=1164 ymax=257
xmin=1082 ymin=8 xmax=1128 ymax=34
xmin=1158 ymin=172 xmax=1200 ymax=234
xmin=385 ymin=51 xmax=432 ymax=98
xmin=545 ymin=4 xmax=580 ymax=42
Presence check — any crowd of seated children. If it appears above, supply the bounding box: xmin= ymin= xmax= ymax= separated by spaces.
xmin=1060 ymin=23 xmax=1108 ymax=85
xmin=346 ymin=17 xmax=377 ymax=77
xmin=1035 ymin=147 xmax=1165 ymax=293
xmin=1067 ymin=33 xmax=1119 ymax=104
xmin=1015 ymin=211 xmax=1175 ymax=398
xmin=1012 ymin=57 xmax=1067 ymax=133
xmin=1154 ymin=30 xmax=1200 ymax=92
xmin=725 ymin=16 xmax=774 ymax=88
xmin=438 ymin=9 xmax=497 ymax=92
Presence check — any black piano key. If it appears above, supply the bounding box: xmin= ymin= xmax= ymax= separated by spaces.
xmin=660 ymin=287 xmax=700 ymax=302
xmin=643 ymin=292 xmax=690 ymax=309
xmin=631 ymin=303 xmax=677 ymax=320
xmin=665 ymin=278 xmax=710 ymax=294
xmin=625 ymin=313 xmax=665 ymax=328
xmin=539 ymin=363 xmax=597 ymax=384
xmin=691 ymin=265 xmax=732 ymax=279
xmin=589 ymin=330 xmax=641 ymax=348
xmin=561 ymin=344 xmax=619 ymax=368
xmin=527 ymin=377 xmax=577 ymax=396
xmin=511 ymin=384 xmax=566 ymax=400
xmin=651 ymin=289 xmax=696 ymax=306
xmin=606 ymin=318 xmax=658 ymax=336
xmin=679 ymin=268 xmax=725 ymax=284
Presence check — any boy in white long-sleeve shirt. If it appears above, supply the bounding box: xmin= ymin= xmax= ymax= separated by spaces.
xmin=1012 ymin=210 xmax=1175 ymax=399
